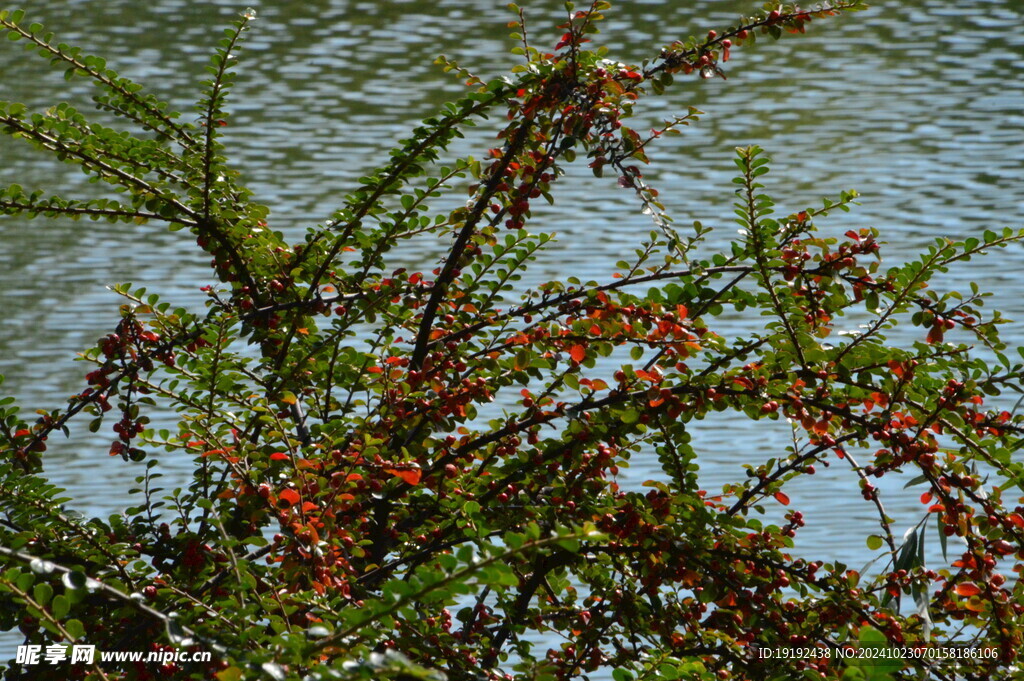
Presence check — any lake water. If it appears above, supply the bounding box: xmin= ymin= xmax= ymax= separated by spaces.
xmin=1 ymin=0 xmax=1022 ymax=663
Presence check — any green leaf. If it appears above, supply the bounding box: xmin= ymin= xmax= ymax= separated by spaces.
xmin=51 ymin=594 xmax=70 ymax=620
xmin=32 ymin=582 xmax=53 ymax=606
xmin=65 ymin=619 xmax=85 ymax=640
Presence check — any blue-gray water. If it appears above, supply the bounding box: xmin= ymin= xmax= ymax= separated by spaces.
xmin=1 ymin=0 xmax=1022 ymax=664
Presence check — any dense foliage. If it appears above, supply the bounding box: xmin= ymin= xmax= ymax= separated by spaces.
xmin=1 ymin=2 xmax=1023 ymax=680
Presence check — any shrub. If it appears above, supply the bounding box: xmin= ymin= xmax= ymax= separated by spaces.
xmin=1 ymin=2 xmax=1023 ymax=680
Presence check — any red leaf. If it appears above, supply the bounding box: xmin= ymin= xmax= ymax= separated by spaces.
xmin=955 ymin=582 xmax=982 ymax=597
xmin=278 ymin=489 xmax=300 ymax=507
xmin=386 ymin=468 xmax=422 ymax=486
xmin=920 ymin=491 xmax=933 ymax=504
xmin=270 ymin=452 xmax=290 ymax=461
xmin=570 ymin=344 xmax=586 ymax=363
xmin=774 ymin=491 xmax=790 ymax=506
xmin=1007 ymin=513 xmax=1024 ymax=528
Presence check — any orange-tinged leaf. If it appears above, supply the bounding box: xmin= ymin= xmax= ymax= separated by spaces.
xmin=278 ymin=489 xmax=300 ymax=507
xmin=386 ymin=468 xmax=422 ymax=486
xmin=774 ymin=491 xmax=790 ymax=506
xmin=270 ymin=452 xmax=290 ymax=461
xmin=955 ymin=582 xmax=982 ymax=597
xmin=964 ymin=597 xmax=986 ymax=612
xmin=280 ymin=391 xmax=297 ymax=405
xmin=570 ymin=344 xmax=586 ymax=363
xmin=1007 ymin=513 xmax=1024 ymax=528
xmin=920 ymin=491 xmax=933 ymax=504
xmin=716 ymin=592 xmax=737 ymax=607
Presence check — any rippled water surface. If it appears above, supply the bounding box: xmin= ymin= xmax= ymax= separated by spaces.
xmin=1 ymin=0 xmax=1022 ymax=660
